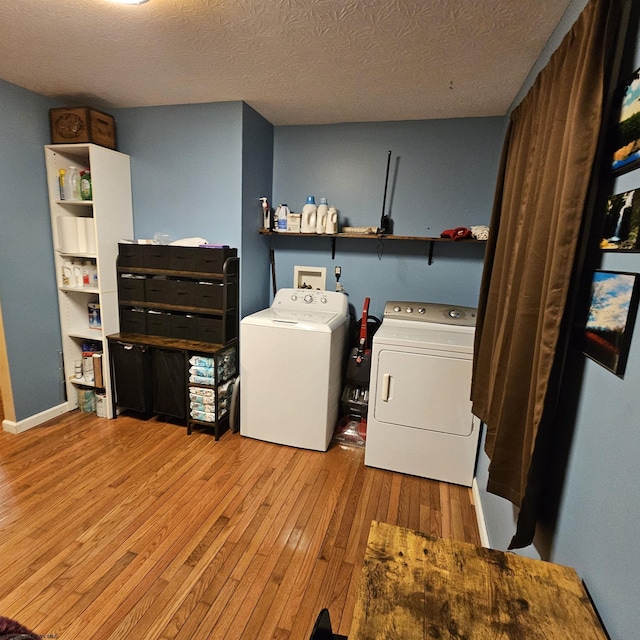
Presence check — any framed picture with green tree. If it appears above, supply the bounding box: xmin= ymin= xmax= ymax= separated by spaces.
xmin=612 ymin=67 xmax=640 ymax=175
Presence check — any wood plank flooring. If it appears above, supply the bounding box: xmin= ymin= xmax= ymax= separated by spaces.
xmin=0 ymin=411 xmax=481 ymax=639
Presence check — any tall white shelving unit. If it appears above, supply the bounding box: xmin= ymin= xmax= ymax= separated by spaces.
xmin=45 ymin=143 xmax=134 ymax=419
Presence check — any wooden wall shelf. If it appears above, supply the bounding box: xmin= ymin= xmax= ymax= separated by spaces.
xmin=259 ymin=229 xmax=486 ymax=263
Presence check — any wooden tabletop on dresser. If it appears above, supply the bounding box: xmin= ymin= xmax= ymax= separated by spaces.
xmin=349 ymin=520 xmax=607 ymax=639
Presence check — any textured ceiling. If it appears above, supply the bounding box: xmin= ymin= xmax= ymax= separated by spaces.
xmin=0 ymin=0 xmax=572 ymax=126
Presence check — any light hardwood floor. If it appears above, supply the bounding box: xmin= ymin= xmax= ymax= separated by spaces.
xmin=0 ymin=411 xmax=481 ymax=639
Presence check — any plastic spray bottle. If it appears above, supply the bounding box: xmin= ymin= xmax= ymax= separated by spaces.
xmin=260 ymin=197 xmax=271 ymax=230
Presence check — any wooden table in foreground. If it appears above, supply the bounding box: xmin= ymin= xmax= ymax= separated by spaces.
xmin=350 ymin=521 xmax=607 ymax=639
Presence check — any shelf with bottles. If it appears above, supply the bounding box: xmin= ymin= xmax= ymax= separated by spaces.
xmin=52 ymin=199 xmax=93 ymax=207
xmin=68 ymin=359 xmax=105 ymax=390
xmin=45 ymin=146 xmax=93 ymax=204
xmin=46 ymin=144 xmax=134 ymax=421
xmin=259 ymin=228 xmax=485 ymax=263
xmin=58 ymin=257 xmax=99 ymax=293
xmin=47 ymin=147 xmax=96 ymax=296
xmin=59 ymin=290 xmax=103 ymax=338
xmin=260 ymin=229 xmax=488 ymax=241
xmin=61 ymin=336 xmax=106 ymax=416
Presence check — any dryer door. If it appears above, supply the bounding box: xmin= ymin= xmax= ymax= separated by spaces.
xmin=372 ymin=347 xmax=474 ymax=436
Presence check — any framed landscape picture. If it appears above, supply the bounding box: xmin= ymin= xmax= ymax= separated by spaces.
xmin=600 ymin=188 xmax=640 ymax=250
xmin=612 ymin=67 xmax=640 ymax=175
xmin=583 ymin=270 xmax=640 ymax=377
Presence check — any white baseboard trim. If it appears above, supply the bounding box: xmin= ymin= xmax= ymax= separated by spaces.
xmin=472 ymin=477 xmax=490 ymax=548
xmin=2 ymin=402 xmax=70 ymax=434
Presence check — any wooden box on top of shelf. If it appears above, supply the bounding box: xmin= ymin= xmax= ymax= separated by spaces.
xmin=49 ymin=107 xmax=117 ymax=150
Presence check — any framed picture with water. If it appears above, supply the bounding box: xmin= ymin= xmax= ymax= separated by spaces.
xmin=612 ymin=66 xmax=640 ymax=175
xmin=600 ymin=188 xmax=640 ymax=251
xmin=583 ymin=270 xmax=640 ymax=377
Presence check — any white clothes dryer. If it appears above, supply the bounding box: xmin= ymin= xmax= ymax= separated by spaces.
xmin=240 ymin=288 xmax=349 ymax=451
xmin=365 ymin=301 xmax=481 ymax=487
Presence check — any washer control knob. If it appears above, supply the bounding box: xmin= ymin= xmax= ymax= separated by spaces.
xmin=291 ymin=294 xmax=297 ymax=301
xmin=320 ymin=296 xmax=327 ymax=304
xmin=417 ymin=307 xmax=426 ymax=314
xmin=303 ymin=294 xmax=313 ymax=304
xmin=393 ymin=305 xmax=401 ymax=313
xmin=448 ymin=309 xmax=462 ymax=319
xmin=405 ymin=306 xmax=413 ymax=314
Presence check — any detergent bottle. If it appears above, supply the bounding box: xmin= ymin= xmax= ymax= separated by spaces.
xmin=301 ymin=196 xmax=317 ymax=233
xmin=316 ymin=197 xmax=328 ymax=234
xmin=326 ymin=206 xmax=338 ymax=234
xmin=277 ymin=204 xmax=290 ymax=232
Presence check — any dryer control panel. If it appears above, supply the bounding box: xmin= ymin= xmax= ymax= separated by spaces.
xmin=383 ymin=301 xmax=477 ymax=326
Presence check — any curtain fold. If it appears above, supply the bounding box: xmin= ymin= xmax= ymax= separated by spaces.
xmin=471 ymin=0 xmax=622 ymax=547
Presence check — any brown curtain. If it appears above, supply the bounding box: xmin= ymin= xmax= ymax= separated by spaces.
xmin=471 ymin=0 xmax=623 ymax=548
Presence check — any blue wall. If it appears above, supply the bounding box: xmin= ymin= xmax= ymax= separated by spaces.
xmin=115 ymin=101 xmax=244 ymax=248
xmin=240 ymin=103 xmax=274 ymax=316
xmin=0 ymin=79 xmax=63 ymax=421
xmin=114 ymin=101 xmax=274 ymax=316
xmin=271 ymin=119 xmax=504 ymax=319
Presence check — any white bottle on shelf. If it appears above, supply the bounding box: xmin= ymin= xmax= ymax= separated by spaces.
xmin=326 ymin=206 xmax=338 ymax=234
xmin=90 ymin=262 xmax=98 ymax=287
xmin=316 ymin=198 xmax=328 ymax=234
xmin=61 ymin=260 xmax=73 ymax=286
xmin=72 ymin=261 xmax=83 ymax=288
xmin=65 ymin=165 xmax=81 ymax=200
xmin=301 ymin=196 xmax=317 ymax=234
xmin=277 ymin=204 xmax=290 ymax=232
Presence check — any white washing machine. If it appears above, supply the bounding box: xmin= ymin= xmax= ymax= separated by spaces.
xmin=365 ymin=301 xmax=481 ymax=487
xmin=240 ymin=288 xmax=349 ymax=451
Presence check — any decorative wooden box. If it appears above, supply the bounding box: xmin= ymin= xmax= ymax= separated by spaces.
xmin=49 ymin=107 xmax=117 ymax=150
